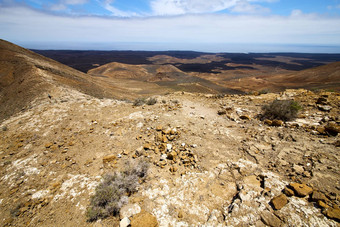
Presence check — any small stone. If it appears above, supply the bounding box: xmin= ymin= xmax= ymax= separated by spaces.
xmin=316 ymin=97 xmax=328 ymax=105
xmin=317 ymin=200 xmax=329 ymax=209
xmin=102 ymin=155 xmax=117 ymax=163
xmin=143 ymin=143 xmax=152 ymax=150
xmin=45 ymin=143 xmax=53 ymax=148
xmin=162 ymin=127 xmax=171 ymax=135
xmin=317 ymin=105 xmax=332 ymax=112
xmin=162 ymin=135 xmax=168 ymax=143
xmin=240 ymin=115 xmax=251 ymax=120
xmin=170 ymin=128 xmax=177 ymax=135
xmin=130 ymin=210 xmax=158 ymax=227
xmin=289 ymin=183 xmax=313 ymax=197
xmin=311 ymin=191 xmax=328 ymax=202
xmin=324 ymin=123 xmax=340 ymax=136
xmin=156 ymin=125 xmax=163 ymax=131
xmin=271 ymin=120 xmax=284 ymax=127
xmin=293 ymin=164 xmax=304 ymax=175
xmin=283 ymin=187 xmax=295 ymax=197
xmin=264 ymin=119 xmax=272 ymax=126
xmin=323 ymin=207 xmax=340 ymax=222
xmin=271 ymin=194 xmax=288 ymax=210
xmin=260 ymin=210 xmax=282 ymax=227
xmin=217 ymin=110 xmax=226 ymax=115
xmin=169 ymin=166 xmax=177 ymax=173
xmin=120 ymin=203 xmax=141 ymax=219
xmin=166 ymin=144 xmax=172 ymax=151
xmin=120 ymin=217 xmax=131 ymax=227
xmin=167 ymin=151 xmax=177 ymax=160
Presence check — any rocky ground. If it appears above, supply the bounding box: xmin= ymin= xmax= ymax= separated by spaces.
xmin=0 ymin=88 xmax=339 ymax=226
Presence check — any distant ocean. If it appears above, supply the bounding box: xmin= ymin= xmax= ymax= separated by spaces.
xmin=22 ymin=41 xmax=340 ymax=53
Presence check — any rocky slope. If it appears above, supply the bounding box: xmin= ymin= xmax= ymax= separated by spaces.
xmin=0 ymin=88 xmax=339 ymax=226
xmin=0 ymin=40 xmax=339 ymax=226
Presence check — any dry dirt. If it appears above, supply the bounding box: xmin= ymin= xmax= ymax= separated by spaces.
xmin=1 ymin=87 xmax=339 ymax=226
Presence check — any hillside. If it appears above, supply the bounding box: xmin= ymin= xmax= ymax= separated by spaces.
xmin=0 ymin=39 xmax=118 ymax=122
xmin=0 ymin=40 xmax=339 ymax=226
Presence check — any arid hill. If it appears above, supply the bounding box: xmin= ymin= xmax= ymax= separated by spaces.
xmin=0 ymin=40 xmax=339 ymax=226
xmin=0 ymin=39 xmax=118 ymax=121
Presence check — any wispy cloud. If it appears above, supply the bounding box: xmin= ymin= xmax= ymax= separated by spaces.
xmin=1 ymin=5 xmax=339 ymax=47
xmin=150 ymin=0 xmax=275 ymax=15
xmin=49 ymin=0 xmax=89 ymax=11
xmin=100 ymin=0 xmax=139 ymax=17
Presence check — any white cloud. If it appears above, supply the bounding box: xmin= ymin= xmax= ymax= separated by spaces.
xmin=100 ymin=0 xmax=139 ymax=17
xmin=150 ymin=0 xmax=278 ymax=15
xmin=0 ymin=6 xmax=340 ymax=50
xmin=49 ymin=0 xmax=88 ymax=11
xmin=231 ymin=1 xmax=270 ymax=14
xmin=151 ymin=0 xmax=239 ymax=15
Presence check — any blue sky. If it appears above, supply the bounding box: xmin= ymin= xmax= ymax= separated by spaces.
xmin=1 ymin=0 xmax=340 ymax=52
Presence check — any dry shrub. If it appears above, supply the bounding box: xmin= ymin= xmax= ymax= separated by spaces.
xmin=262 ymin=99 xmax=302 ymax=121
xmin=146 ymin=97 xmax=157 ymax=105
xmin=86 ymin=160 xmax=149 ymax=222
xmin=133 ymin=98 xmax=146 ymax=106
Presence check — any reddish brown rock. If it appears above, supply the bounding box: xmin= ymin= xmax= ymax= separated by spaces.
xmin=289 ymin=183 xmax=313 ymax=197
xmin=283 ymin=187 xmax=295 ymax=197
xmin=322 ymin=207 xmax=340 ymax=222
xmin=130 ymin=210 xmax=158 ymax=227
xmin=271 ymin=194 xmax=288 ymax=210
xmin=271 ymin=120 xmax=284 ymax=127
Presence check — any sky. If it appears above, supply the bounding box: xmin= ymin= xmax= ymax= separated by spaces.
xmin=1 ymin=0 xmax=340 ymax=52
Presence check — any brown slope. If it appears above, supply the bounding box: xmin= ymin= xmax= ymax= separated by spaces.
xmin=0 ymin=39 xmax=118 ymax=121
xmin=269 ymin=61 xmax=340 ymax=90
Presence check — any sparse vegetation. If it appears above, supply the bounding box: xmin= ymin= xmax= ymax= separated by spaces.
xmin=86 ymin=160 xmax=149 ymax=222
xmin=262 ymin=99 xmax=302 ymax=121
xmin=133 ymin=97 xmax=146 ymax=106
xmin=146 ymin=97 xmax=157 ymax=105
xmin=259 ymin=89 xmax=270 ymax=95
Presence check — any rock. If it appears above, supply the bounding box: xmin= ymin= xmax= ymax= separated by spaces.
xmin=264 ymin=119 xmax=272 ymax=126
xmin=324 ymin=123 xmax=340 ymax=136
xmin=311 ymin=191 xmax=328 ymax=202
xmin=293 ymin=164 xmax=304 ymax=175
xmin=283 ymin=187 xmax=295 ymax=197
xmin=167 ymin=151 xmax=177 ymax=160
xmin=120 ymin=203 xmax=141 ymax=219
xmin=166 ymin=144 xmax=172 ymax=151
xmin=102 ymin=154 xmax=117 ymax=163
xmin=217 ymin=110 xmax=226 ymax=115
xmin=130 ymin=210 xmax=158 ymax=227
xmin=323 ymin=207 xmax=340 ymax=222
xmin=317 ymin=105 xmax=332 ymax=112
xmin=120 ymin=217 xmax=130 ymax=227
xmin=45 ymin=142 xmax=53 ymax=148
xmin=162 ymin=127 xmax=171 ymax=135
xmin=260 ymin=210 xmax=282 ymax=227
xmin=271 ymin=120 xmax=284 ymax=127
xmin=169 ymin=166 xmax=177 ymax=173
xmin=143 ymin=143 xmax=152 ymax=150
xmin=161 ymin=135 xmax=168 ymax=143
xmin=170 ymin=128 xmax=177 ymax=135
xmin=156 ymin=125 xmax=163 ymax=131
xmin=316 ymin=97 xmax=328 ymax=105
xmin=317 ymin=200 xmax=329 ymax=209
xmin=240 ymin=115 xmax=251 ymax=120
xmin=334 ymin=140 xmax=340 ymax=147
xmin=316 ymin=127 xmax=326 ymax=135
xmin=289 ymin=183 xmax=313 ymax=197
xmin=271 ymin=194 xmax=288 ymax=210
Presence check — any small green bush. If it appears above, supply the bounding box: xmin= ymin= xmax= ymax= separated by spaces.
xmin=86 ymin=160 xmax=149 ymax=222
xmin=146 ymin=98 xmax=157 ymax=105
xmin=262 ymin=99 xmax=302 ymax=121
xmin=133 ymin=98 xmax=146 ymax=106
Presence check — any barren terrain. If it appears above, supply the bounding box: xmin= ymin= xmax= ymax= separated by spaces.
xmin=0 ymin=40 xmax=340 ymax=226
